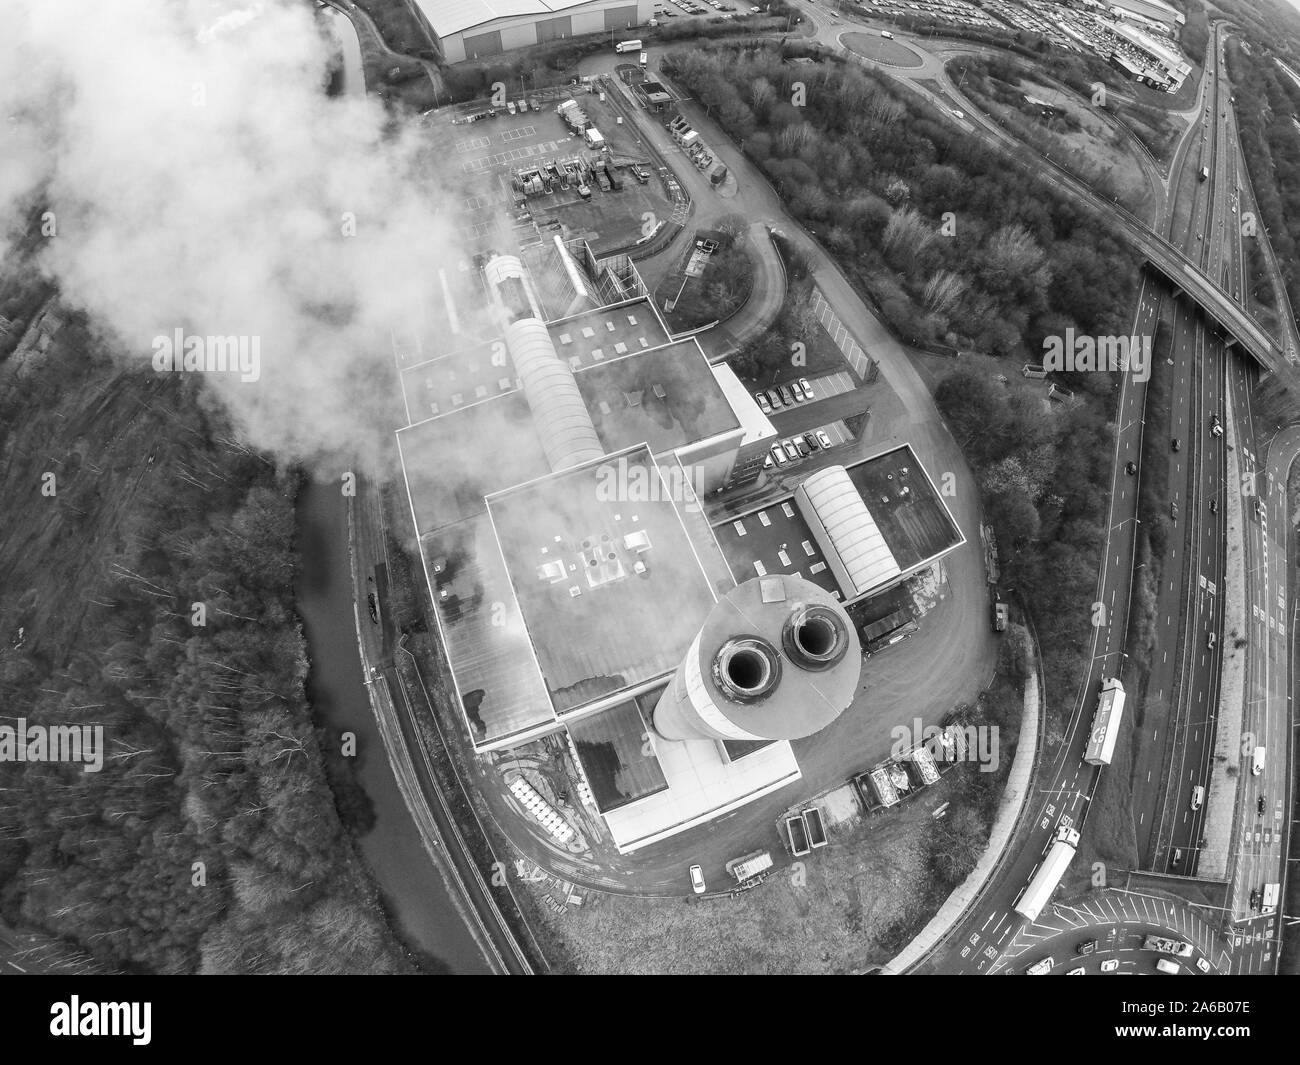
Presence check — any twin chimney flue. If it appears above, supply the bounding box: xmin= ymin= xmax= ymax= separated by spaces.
xmin=651 ymin=575 xmax=861 ymax=744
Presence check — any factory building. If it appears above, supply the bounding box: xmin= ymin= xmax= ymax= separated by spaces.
xmin=395 ymin=244 xmax=964 ymax=852
xmin=411 ymin=0 xmax=654 ymax=64
xmin=1106 ymin=0 xmax=1184 ymax=36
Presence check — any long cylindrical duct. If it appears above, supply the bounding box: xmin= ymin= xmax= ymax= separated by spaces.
xmin=484 ymin=253 xmax=604 ymax=472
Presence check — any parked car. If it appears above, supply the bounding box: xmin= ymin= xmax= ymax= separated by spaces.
xmin=816 ymin=430 xmax=833 ymax=450
xmin=770 ymin=445 xmax=788 ymax=467
xmin=799 ymin=377 xmax=812 ymax=398
xmin=794 ymin=437 xmax=811 ymax=458
xmin=791 ymin=381 xmax=808 ymax=401
xmin=783 ymin=440 xmax=800 ymax=462
xmin=803 ymin=432 xmax=820 ymax=452
xmin=755 ymin=391 xmax=772 ymax=414
xmin=778 ymin=384 xmax=795 ymax=406
xmin=689 ymin=864 xmax=706 ymax=894
xmin=766 ymin=388 xmax=783 ymax=409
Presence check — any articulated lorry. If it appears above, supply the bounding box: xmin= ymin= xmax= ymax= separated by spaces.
xmin=1015 ymin=824 xmax=1080 ymax=922
xmin=1083 ymin=677 xmax=1125 ymax=766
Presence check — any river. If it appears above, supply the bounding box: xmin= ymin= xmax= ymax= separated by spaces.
xmin=294 ymin=477 xmax=491 ymax=974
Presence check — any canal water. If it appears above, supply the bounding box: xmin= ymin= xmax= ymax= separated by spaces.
xmin=294 ymin=477 xmax=490 ymax=974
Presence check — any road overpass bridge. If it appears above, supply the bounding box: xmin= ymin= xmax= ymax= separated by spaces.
xmin=1143 ymin=254 xmax=1288 ymax=371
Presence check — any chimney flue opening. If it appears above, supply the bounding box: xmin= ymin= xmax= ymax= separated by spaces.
xmin=782 ymin=605 xmax=849 ymax=671
xmin=712 ymin=636 xmax=781 ymax=703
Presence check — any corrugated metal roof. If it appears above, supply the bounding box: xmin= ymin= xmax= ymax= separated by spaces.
xmin=485 ymin=255 xmax=604 ymax=472
xmin=797 ymin=466 xmax=899 ymax=596
xmin=414 ymin=0 xmax=617 ymax=39
xmin=507 ymin=319 xmax=605 ymax=470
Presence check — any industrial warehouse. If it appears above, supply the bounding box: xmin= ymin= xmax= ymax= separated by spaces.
xmin=411 ymin=0 xmax=653 ymax=63
xmin=394 ymin=241 xmax=963 ymax=853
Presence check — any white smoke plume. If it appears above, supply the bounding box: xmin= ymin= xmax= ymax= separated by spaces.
xmin=0 ymin=0 xmax=470 ymax=474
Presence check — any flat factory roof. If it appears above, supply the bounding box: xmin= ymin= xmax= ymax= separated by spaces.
xmin=486 ymin=445 xmax=725 ymax=716
xmin=576 ymin=340 xmax=741 ymax=456
xmin=396 ymin=391 xmax=550 ymax=534
xmin=399 ymin=338 xmax=518 ymax=426
xmin=845 ymin=444 xmax=965 ymax=573
xmin=712 ymin=362 xmax=776 ymax=446
xmin=421 ymin=514 xmax=556 ymax=747
xmin=567 ymin=699 xmax=668 ymax=814
xmin=602 ymin=726 xmax=802 ymax=854
xmin=550 ymin=300 xmax=670 ymax=369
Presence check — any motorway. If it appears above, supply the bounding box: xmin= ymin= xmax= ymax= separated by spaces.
xmin=1223 ymin=365 xmax=1295 ymax=969
xmin=832 ymin=14 xmax=1299 ymax=971
xmin=1148 ymin=24 xmax=1291 ymax=972
xmin=1139 ymin=22 xmax=1235 ymax=878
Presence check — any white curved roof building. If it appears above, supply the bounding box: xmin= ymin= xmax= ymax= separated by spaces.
xmin=795 ymin=465 xmax=900 ymax=599
xmin=485 ymin=254 xmax=604 ymax=471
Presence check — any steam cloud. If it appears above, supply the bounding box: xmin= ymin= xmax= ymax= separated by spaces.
xmin=0 ymin=0 xmax=468 ymax=474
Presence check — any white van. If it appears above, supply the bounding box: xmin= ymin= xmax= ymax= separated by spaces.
xmin=1190 ymin=785 xmax=1205 ymax=810
xmin=881 ymin=30 xmax=894 ymax=39
xmin=1252 ymin=746 xmax=1266 ymax=776
xmin=1156 ymin=958 xmax=1179 ymax=974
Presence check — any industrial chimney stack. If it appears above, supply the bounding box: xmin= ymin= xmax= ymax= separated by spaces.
xmin=651 ymin=574 xmax=861 ymax=743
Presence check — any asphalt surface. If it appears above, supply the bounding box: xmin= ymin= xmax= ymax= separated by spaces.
xmin=1137 ymin=27 xmax=1235 ymax=875
xmin=875 ymin=16 xmax=1295 ymax=973
xmin=440 ymin=42 xmax=1004 ymax=896
xmin=992 ymin=888 xmax=1225 ymax=976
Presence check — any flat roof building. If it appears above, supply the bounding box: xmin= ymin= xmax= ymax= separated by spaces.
xmin=396 ymin=247 xmax=961 ymax=853
xmin=410 ymin=0 xmax=654 ymax=64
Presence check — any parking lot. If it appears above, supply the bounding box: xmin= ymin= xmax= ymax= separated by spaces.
xmin=655 ymin=0 xmax=755 ymax=19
